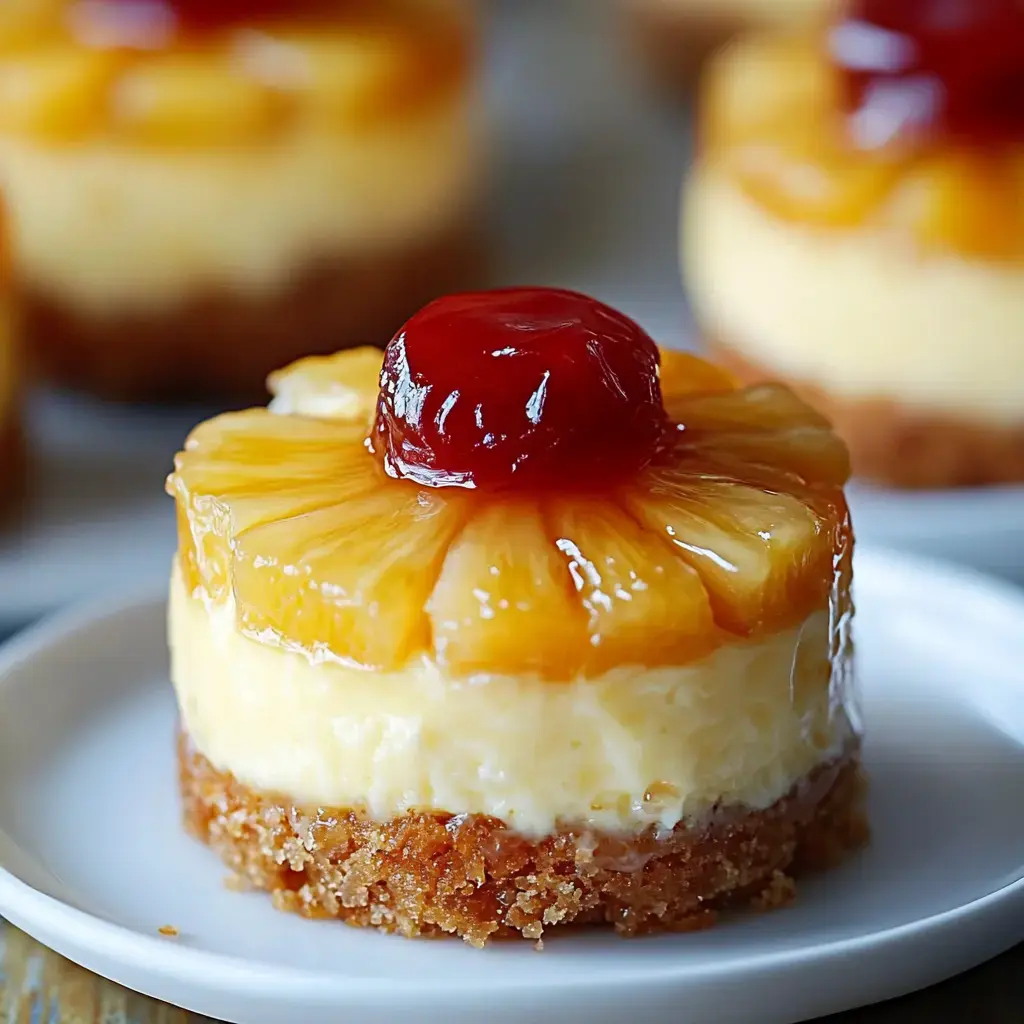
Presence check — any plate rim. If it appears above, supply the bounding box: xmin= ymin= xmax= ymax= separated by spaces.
xmin=0 ymin=546 xmax=1023 ymax=1000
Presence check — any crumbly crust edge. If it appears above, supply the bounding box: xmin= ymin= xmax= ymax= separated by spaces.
xmin=179 ymin=731 xmax=868 ymax=947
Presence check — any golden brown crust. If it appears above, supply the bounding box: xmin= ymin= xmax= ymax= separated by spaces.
xmin=23 ymin=217 xmax=482 ymax=403
xmin=707 ymin=339 xmax=1024 ymax=489
xmin=625 ymin=4 xmax=749 ymax=98
xmin=179 ymin=732 xmax=868 ymax=947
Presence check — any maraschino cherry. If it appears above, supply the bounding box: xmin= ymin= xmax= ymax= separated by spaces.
xmin=372 ymin=288 xmax=667 ymax=490
xmin=831 ymin=0 xmax=1024 ymax=148
xmin=71 ymin=0 xmax=314 ymax=44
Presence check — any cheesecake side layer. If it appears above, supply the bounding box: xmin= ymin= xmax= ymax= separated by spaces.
xmin=684 ymin=170 xmax=1024 ymax=425
xmin=708 ymin=340 xmax=1024 ymax=488
xmin=180 ymin=734 xmax=867 ymax=945
xmin=0 ymin=96 xmax=479 ymax=316
xmin=26 ymin=212 xmax=479 ymax=402
xmin=169 ymin=565 xmax=854 ymax=838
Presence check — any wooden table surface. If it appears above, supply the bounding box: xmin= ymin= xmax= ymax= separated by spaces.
xmin=2 ymin=917 xmax=1021 ymax=1023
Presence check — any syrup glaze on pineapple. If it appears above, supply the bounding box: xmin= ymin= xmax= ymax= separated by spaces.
xmin=373 ymin=288 xmax=666 ymax=489
xmin=834 ymin=0 xmax=1024 ymax=149
xmin=170 ymin=288 xmax=853 ymax=676
xmin=71 ymin=0 xmax=374 ymax=41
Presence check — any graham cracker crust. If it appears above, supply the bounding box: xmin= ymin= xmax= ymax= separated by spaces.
xmin=23 ymin=218 xmax=482 ymax=404
xmin=179 ymin=733 xmax=867 ymax=947
xmin=625 ymin=3 xmax=748 ymax=97
xmin=707 ymin=340 xmax=1024 ymax=489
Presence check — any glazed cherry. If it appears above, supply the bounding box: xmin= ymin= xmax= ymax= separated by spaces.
xmin=372 ymin=288 xmax=667 ymax=490
xmin=72 ymin=0 xmax=321 ymax=42
xmin=160 ymin=0 xmax=295 ymax=31
xmin=831 ymin=0 xmax=1024 ymax=148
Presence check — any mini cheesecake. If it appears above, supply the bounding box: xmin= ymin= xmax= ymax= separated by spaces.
xmin=167 ymin=287 xmax=866 ymax=946
xmin=0 ymin=0 xmax=480 ymax=401
xmin=683 ymin=0 xmax=1024 ymax=489
xmin=626 ymin=0 xmax=830 ymax=95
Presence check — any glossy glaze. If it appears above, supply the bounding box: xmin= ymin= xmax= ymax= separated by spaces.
xmin=72 ymin=0 xmax=328 ymax=41
xmin=373 ymin=288 xmax=666 ymax=489
xmin=833 ymin=0 xmax=1024 ymax=148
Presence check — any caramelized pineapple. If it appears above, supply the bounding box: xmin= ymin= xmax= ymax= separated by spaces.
xmin=708 ymin=30 xmax=1024 ymax=259
xmin=0 ymin=47 xmax=118 ymax=140
xmin=0 ymin=0 xmax=470 ymax=148
xmin=267 ymin=346 xmax=383 ymax=422
xmin=885 ymin=152 xmax=1023 ymax=261
xmin=169 ymin=290 xmax=851 ymax=678
xmin=113 ymin=53 xmax=279 ymax=146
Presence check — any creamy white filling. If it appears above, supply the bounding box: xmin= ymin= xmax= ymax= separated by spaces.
xmin=684 ymin=169 xmax=1024 ymax=424
xmin=169 ymin=566 xmax=852 ymax=838
xmin=0 ymin=94 xmax=480 ymax=314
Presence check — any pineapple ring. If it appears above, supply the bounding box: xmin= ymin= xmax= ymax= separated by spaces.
xmin=705 ymin=32 xmax=1024 ymax=261
xmin=0 ymin=1 xmax=470 ymax=146
xmin=169 ymin=347 xmax=851 ymax=678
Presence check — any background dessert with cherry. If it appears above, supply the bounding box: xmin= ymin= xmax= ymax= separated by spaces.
xmin=169 ymin=286 xmax=866 ymax=946
xmin=0 ymin=0 xmax=481 ymax=401
xmin=683 ymin=0 xmax=1024 ymax=489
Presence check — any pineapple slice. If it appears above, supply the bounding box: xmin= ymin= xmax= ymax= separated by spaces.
xmin=667 ymin=383 xmax=830 ymax=433
xmin=885 ymin=151 xmax=1022 ymax=261
xmin=626 ymin=474 xmax=834 ymax=637
xmin=0 ymin=0 xmax=62 ymax=52
xmin=546 ymin=500 xmax=719 ymax=673
xmin=659 ymin=349 xmax=736 ymax=403
xmin=113 ymin=52 xmax=278 ymax=146
xmin=703 ymin=32 xmax=836 ymax=151
xmin=233 ymin=485 xmax=465 ymax=669
xmin=427 ymin=501 xmax=589 ymax=678
xmin=267 ymin=347 xmax=383 ymax=422
xmin=668 ymin=385 xmax=850 ymax=488
xmin=0 ymin=46 xmax=118 ymax=140
xmin=238 ymin=26 xmax=417 ymax=124
xmin=170 ymin=410 xmax=377 ymax=598
xmin=728 ymin=122 xmax=903 ymax=229
xmin=169 ymin=347 xmax=849 ymax=677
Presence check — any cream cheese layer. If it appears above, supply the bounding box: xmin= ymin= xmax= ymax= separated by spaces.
xmin=684 ymin=169 xmax=1024 ymax=424
xmin=0 ymin=95 xmax=479 ymax=315
xmin=170 ymin=563 xmax=852 ymax=838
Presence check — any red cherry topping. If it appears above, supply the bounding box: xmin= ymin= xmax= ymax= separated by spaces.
xmin=70 ymin=0 xmax=324 ymax=45
xmin=831 ymin=0 xmax=1024 ymax=148
xmin=373 ymin=288 xmax=667 ymax=490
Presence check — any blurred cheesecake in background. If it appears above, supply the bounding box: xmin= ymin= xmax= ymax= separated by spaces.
xmin=626 ymin=0 xmax=831 ymax=95
xmin=0 ymin=0 xmax=481 ymax=401
xmin=0 ymin=200 xmax=22 ymax=516
xmin=683 ymin=0 xmax=1024 ymax=489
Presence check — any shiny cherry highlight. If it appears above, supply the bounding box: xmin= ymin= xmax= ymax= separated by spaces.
xmin=372 ymin=288 xmax=667 ymax=490
xmin=78 ymin=0 xmax=323 ymax=39
xmin=832 ymin=0 xmax=1024 ymax=148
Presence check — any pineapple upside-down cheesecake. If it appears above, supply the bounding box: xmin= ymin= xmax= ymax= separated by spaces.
xmin=625 ymin=0 xmax=829 ymax=95
xmin=167 ymin=287 xmax=867 ymax=946
xmin=0 ymin=0 xmax=479 ymax=401
xmin=683 ymin=0 xmax=1024 ymax=489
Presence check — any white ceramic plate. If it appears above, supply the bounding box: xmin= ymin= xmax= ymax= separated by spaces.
xmin=0 ymin=548 xmax=1023 ymax=1024
xmin=0 ymin=0 xmax=1020 ymax=628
